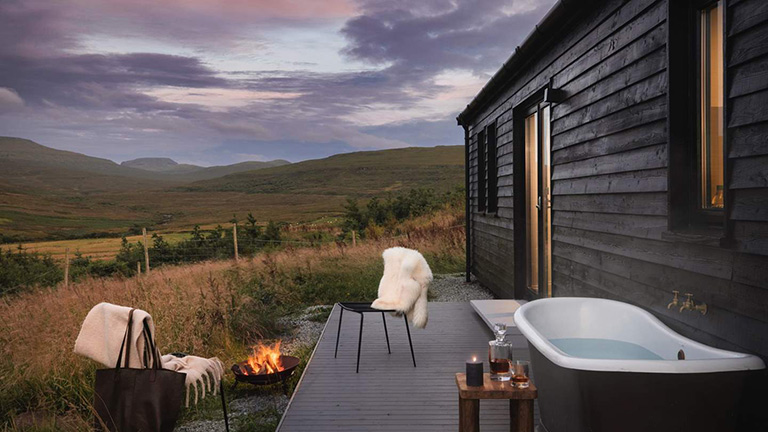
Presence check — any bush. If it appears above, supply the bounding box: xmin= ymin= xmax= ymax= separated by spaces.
xmin=0 ymin=249 xmax=63 ymax=295
xmin=342 ymin=186 xmax=464 ymax=238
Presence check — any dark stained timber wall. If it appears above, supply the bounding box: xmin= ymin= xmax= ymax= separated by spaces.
xmin=464 ymin=0 xmax=768 ymax=368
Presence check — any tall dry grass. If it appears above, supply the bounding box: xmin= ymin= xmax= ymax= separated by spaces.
xmin=0 ymin=211 xmax=465 ymax=430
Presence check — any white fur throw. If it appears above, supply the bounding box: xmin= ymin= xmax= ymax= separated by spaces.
xmin=370 ymin=247 xmax=433 ymax=328
xmin=74 ymin=302 xmax=223 ymax=407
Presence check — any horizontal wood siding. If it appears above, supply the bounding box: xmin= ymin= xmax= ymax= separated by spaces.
xmin=464 ymin=0 xmax=768 ymax=363
xmin=728 ymin=0 xmax=768 ymax=261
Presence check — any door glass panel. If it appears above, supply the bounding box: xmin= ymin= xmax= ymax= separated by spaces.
xmin=541 ymin=105 xmax=552 ymax=297
xmin=525 ymin=112 xmax=538 ymax=293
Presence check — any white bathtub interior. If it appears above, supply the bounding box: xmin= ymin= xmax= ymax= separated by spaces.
xmin=515 ymin=297 xmax=765 ymax=373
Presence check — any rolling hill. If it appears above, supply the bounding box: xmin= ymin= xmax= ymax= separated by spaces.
xmin=0 ymin=138 xmax=464 ymax=242
xmin=0 ymin=137 xmax=174 ymax=194
xmin=121 ymin=157 xmax=291 ymax=181
xmin=0 ymin=137 xmax=291 ymax=193
xmin=121 ymin=157 xmax=201 ymax=173
xmin=183 ymin=146 xmax=464 ymax=196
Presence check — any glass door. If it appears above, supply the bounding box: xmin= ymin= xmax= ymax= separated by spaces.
xmin=524 ymin=104 xmax=552 ymax=297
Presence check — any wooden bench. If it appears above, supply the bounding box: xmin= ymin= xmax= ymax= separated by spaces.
xmin=455 ymin=373 xmax=537 ymax=432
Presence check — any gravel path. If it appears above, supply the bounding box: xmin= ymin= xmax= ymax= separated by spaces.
xmin=177 ymin=275 xmax=494 ymax=431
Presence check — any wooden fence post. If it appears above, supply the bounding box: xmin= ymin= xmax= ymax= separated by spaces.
xmin=233 ymin=222 xmax=239 ymax=261
xmin=142 ymin=228 xmax=150 ymax=274
xmin=64 ymin=248 xmax=70 ymax=287
xmin=352 ymin=230 xmax=357 ymax=247
xmin=137 ymin=262 xmax=142 ymax=277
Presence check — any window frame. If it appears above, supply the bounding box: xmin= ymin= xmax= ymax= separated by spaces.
xmin=696 ymin=0 xmax=725 ymax=221
xmin=667 ymin=0 xmax=728 ymax=233
xmin=486 ymin=121 xmax=499 ymax=214
xmin=476 ymin=129 xmax=487 ymax=213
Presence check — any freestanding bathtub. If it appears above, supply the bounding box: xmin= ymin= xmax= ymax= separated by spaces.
xmin=514 ymin=297 xmax=765 ymax=432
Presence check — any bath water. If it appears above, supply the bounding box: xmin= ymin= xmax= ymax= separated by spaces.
xmin=550 ymin=338 xmax=664 ymax=360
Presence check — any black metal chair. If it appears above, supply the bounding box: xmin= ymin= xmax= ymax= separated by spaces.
xmin=334 ymin=302 xmax=416 ymax=373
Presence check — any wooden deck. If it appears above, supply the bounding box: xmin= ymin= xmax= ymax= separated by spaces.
xmin=277 ymin=302 xmax=536 ymax=431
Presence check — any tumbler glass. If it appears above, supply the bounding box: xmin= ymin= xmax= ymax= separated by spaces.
xmin=511 ymin=360 xmax=530 ymax=389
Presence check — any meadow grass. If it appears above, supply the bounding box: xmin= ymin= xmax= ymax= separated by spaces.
xmin=0 ymin=210 xmax=465 ymax=431
xmin=1 ymin=233 xmax=190 ymax=261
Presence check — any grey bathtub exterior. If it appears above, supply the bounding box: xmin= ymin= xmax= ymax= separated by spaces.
xmin=530 ymin=344 xmax=753 ymax=432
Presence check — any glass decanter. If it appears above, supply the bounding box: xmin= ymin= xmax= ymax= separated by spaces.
xmin=488 ymin=322 xmax=513 ymax=381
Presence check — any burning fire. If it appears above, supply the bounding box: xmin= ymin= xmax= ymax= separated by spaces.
xmin=246 ymin=341 xmax=284 ymax=375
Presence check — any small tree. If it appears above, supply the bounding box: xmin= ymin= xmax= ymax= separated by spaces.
xmin=263 ymin=221 xmax=281 ymax=246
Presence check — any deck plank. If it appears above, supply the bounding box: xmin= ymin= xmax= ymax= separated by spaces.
xmin=277 ymin=302 xmax=537 ymax=431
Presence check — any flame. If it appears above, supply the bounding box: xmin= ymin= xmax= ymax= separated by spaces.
xmin=246 ymin=341 xmax=284 ymax=375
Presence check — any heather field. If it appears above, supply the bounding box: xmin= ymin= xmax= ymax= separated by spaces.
xmin=0 ymin=210 xmax=465 ymax=431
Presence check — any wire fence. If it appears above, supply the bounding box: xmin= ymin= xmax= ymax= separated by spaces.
xmin=1 ymin=223 xmax=466 ymax=293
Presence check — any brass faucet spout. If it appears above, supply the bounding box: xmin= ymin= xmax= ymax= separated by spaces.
xmin=679 ymin=293 xmax=707 ymax=315
xmin=667 ymin=291 xmax=680 ymax=310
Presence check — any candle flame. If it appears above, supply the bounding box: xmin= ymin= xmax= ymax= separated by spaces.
xmin=472 ymin=356 xmax=477 ymax=362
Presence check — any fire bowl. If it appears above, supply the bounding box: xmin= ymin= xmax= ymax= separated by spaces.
xmin=231 ymin=355 xmax=300 ymax=386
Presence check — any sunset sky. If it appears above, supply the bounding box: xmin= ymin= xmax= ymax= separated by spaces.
xmin=0 ymin=0 xmax=555 ymax=164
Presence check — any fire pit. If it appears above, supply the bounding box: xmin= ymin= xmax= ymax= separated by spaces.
xmin=231 ymin=341 xmax=300 ymax=392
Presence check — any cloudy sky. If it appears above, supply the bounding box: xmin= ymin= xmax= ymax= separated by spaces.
xmin=0 ymin=0 xmax=555 ymax=165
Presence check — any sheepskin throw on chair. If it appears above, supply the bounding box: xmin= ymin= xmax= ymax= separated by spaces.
xmin=371 ymin=247 xmax=433 ymax=329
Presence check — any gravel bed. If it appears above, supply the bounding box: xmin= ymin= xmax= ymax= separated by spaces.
xmin=177 ymin=274 xmax=494 ymax=431
xmin=429 ymin=273 xmax=495 ymax=302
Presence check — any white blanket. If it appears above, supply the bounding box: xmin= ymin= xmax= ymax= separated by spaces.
xmin=371 ymin=247 xmax=433 ymax=328
xmin=74 ymin=302 xmax=224 ymax=407
xmin=74 ymin=303 xmax=153 ymax=369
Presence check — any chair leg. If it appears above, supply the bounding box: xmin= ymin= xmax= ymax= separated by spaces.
xmin=404 ymin=314 xmax=416 ymax=367
xmin=356 ymin=313 xmax=364 ymax=373
xmin=382 ymin=312 xmax=391 ymax=354
xmin=219 ymin=381 xmax=230 ymax=432
xmin=334 ymin=305 xmax=343 ymax=358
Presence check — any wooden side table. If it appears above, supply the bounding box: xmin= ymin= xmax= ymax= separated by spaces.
xmin=455 ymin=373 xmax=537 ymax=432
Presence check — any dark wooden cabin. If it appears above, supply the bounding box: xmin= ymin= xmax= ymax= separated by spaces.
xmin=457 ymin=0 xmax=768 ymax=378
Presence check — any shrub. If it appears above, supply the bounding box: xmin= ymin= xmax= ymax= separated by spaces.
xmin=0 ymin=249 xmax=63 ymax=295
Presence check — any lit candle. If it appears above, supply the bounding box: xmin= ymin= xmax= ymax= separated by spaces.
xmin=466 ymin=356 xmax=483 ymax=387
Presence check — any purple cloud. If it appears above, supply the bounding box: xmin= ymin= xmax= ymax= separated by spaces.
xmin=0 ymin=0 xmax=556 ymax=163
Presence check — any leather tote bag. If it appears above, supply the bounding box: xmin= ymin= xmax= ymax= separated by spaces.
xmin=94 ymin=309 xmax=186 ymax=432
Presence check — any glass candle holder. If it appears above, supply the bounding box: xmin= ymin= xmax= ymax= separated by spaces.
xmin=488 ymin=323 xmax=513 ymax=381
xmin=511 ymin=360 xmax=530 ymax=389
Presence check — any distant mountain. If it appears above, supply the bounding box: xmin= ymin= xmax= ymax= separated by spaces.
xmin=121 ymin=156 xmax=290 ymax=181
xmin=121 ymin=157 xmax=200 ymax=174
xmin=183 ymin=146 xmax=464 ymax=196
xmin=0 ymin=137 xmax=175 ymax=194
xmin=0 ymin=137 xmax=291 ymax=193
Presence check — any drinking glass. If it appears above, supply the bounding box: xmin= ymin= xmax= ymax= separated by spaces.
xmin=511 ymin=360 xmax=530 ymax=388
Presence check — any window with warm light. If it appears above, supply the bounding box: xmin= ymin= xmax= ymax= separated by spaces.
xmin=668 ymin=0 xmax=727 ymax=231
xmin=699 ymin=1 xmax=724 ymax=210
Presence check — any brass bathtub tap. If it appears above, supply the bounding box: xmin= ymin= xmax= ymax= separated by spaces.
xmin=679 ymin=293 xmax=708 ymax=315
xmin=667 ymin=291 xmax=680 ymax=309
